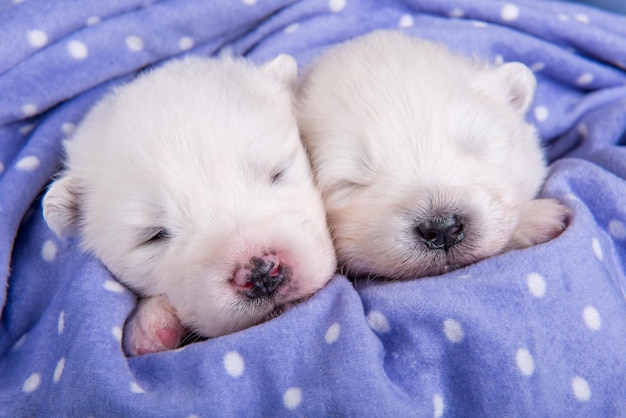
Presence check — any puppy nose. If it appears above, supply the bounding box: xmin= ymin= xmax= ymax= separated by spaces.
xmin=234 ymin=254 xmax=284 ymax=297
xmin=416 ymin=215 xmax=464 ymax=251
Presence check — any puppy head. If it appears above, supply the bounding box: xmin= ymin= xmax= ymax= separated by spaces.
xmin=44 ymin=54 xmax=337 ymax=336
xmin=297 ymin=31 xmax=547 ymax=280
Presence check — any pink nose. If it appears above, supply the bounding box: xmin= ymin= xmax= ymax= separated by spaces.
xmin=233 ymin=254 xmax=284 ymax=297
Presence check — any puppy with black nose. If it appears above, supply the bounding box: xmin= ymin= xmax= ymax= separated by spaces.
xmin=297 ymin=30 xmax=568 ymax=280
xmin=43 ymin=55 xmax=337 ymax=355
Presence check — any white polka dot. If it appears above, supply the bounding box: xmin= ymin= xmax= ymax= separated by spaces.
xmin=13 ymin=334 xmax=27 ymax=351
xmin=68 ymin=40 xmax=88 ymax=59
xmin=608 ymin=219 xmax=626 ymax=240
xmin=61 ymin=122 xmax=76 ymax=136
xmin=42 ymin=240 xmax=58 ymax=262
xmin=0 ymin=162 xmax=4 ymax=174
xmin=577 ymin=122 xmax=588 ymax=138
xmin=494 ymin=55 xmax=504 ymax=65
xmin=58 ymin=311 xmax=65 ymax=335
xmin=130 ymin=381 xmax=146 ymax=393
xmin=534 ymin=106 xmax=549 ymax=122
xmin=472 ymin=21 xmax=488 ymax=28
xmin=572 ymin=376 xmax=591 ymax=401
xmin=112 ymin=326 xmax=123 ymax=342
xmin=242 ymin=0 xmax=256 ymax=4
xmin=530 ymin=62 xmax=545 ymax=72
xmin=218 ymin=45 xmax=233 ymax=57
xmin=126 ymin=35 xmax=144 ymax=52
xmin=22 ymin=103 xmax=38 ymax=117
xmin=527 ymin=272 xmax=546 ymax=298
xmin=223 ymin=351 xmax=245 ymax=377
xmin=284 ymin=23 xmax=300 ymax=34
xmin=28 ymin=29 xmax=48 ymax=48
xmin=14 ymin=0 xmax=26 ymax=4
xmin=16 ymin=156 xmax=40 ymax=171
xmin=449 ymin=8 xmax=464 ymax=18
xmin=86 ymin=16 xmax=101 ymax=26
xmin=367 ymin=310 xmax=390 ymax=333
xmin=19 ymin=124 xmax=35 ymax=135
xmin=501 ymin=4 xmax=520 ymax=21
xmin=557 ymin=13 xmax=570 ymax=21
xmin=103 ymin=280 xmax=125 ymax=293
xmin=23 ymin=373 xmax=41 ymax=393
xmin=515 ymin=348 xmax=535 ymax=376
xmin=564 ymin=192 xmax=581 ymax=204
xmin=325 ymin=323 xmax=341 ymax=344
xmin=576 ymin=73 xmax=594 ymax=86
xmin=398 ymin=14 xmax=414 ymax=28
xmin=328 ymin=0 xmax=346 ymax=13
xmin=53 ymin=357 xmax=65 ymax=383
xmin=179 ymin=36 xmax=194 ymax=51
xmin=574 ymin=13 xmax=589 ymax=24
xmin=283 ymin=387 xmax=302 ymax=410
xmin=433 ymin=394 xmax=445 ymax=418
xmin=591 ymin=238 xmax=603 ymax=261
xmin=443 ymin=318 xmax=464 ymax=343
xmin=583 ymin=306 xmax=601 ymax=330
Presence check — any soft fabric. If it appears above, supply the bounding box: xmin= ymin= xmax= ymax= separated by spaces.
xmin=1 ymin=0 xmax=625 ymax=416
xmin=558 ymin=0 xmax=626 ymax=14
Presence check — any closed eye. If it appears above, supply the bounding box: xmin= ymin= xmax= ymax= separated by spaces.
xmin=270 ymin=168 xmax=284 ymax=184
xmin=270 ymin=159 xmax=293 ymax=185
xmin=142 ymin=227 xmax=171 ymax=245
xmin=327 ymin=179 xmax=367 ymax=200
xmin=266 ymin=145 xmax=300 ymax=185
xmin=333 ymin=180 xmax=355 ymax=191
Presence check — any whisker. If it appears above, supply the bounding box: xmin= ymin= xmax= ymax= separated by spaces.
xmin=179 ymin=330 xmax=205 ymax=348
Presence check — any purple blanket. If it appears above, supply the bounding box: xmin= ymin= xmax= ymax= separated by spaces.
xmin=1 ymin=0 xmax=625 ymax=415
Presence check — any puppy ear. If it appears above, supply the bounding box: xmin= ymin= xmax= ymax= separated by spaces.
xmin=43 ymin=173 xmax=82 ymax=238
xmin=262 ymin=54 xmax=298 ymax=89
xmin=491 ymin=62 xmax=537 ymax=114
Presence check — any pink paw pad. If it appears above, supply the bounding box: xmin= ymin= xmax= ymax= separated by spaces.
xmin=123 ymin=295 xmax=185 ymax=356
xmin=156 ymin=327 xmax=183 ymax=350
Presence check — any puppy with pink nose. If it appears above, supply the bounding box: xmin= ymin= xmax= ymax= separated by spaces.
xmin=43 ymin=55 xmax=337 ymax=356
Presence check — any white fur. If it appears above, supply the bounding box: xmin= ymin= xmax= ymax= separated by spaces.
xmin=44 ymin=54 xmax=337 ymax=355
xmin=297 ymin=30 xmax=568 ymax=280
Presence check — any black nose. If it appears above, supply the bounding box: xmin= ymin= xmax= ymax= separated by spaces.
xmin=416 ymin=215 xmax=464 ymax=251
xmin=247 ymin=257 xmax=284 ymax=298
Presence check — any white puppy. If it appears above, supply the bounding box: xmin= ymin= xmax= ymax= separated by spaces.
xmin=297 ymin=30 xmax=568 ymax=280
xmin=43 ymin=55 xmax=337 ymax=355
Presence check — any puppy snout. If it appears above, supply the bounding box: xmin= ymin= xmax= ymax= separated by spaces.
xmin=233 ymin=254 xmax=285 ymax=297
xmin=416 ymin=215 xmax=464 ymax=251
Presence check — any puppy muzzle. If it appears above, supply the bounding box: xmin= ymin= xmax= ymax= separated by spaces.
xmin=416 ymin=215 xmax=465 ymax=251
xmin=233 ymin=254 xmax=285 ymax=297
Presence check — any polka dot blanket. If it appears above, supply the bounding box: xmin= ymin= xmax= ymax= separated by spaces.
xmin=1 ymin=0 xmax=626 ymax=416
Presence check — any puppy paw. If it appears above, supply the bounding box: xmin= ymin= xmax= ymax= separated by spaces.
xmin=506 ymin=198 xmax=569 ymax=250
xmin=122 ymin=295 xmax=185 ymax=356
